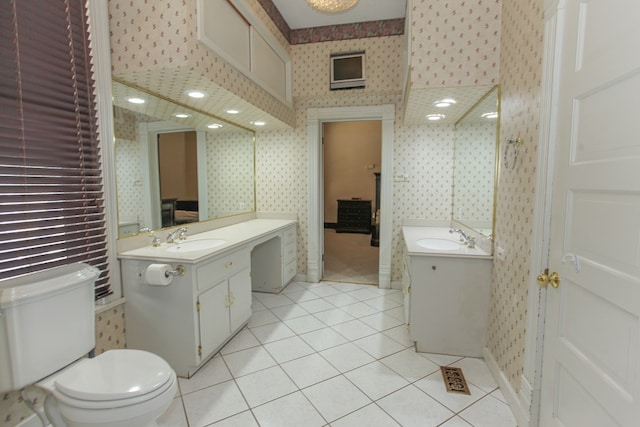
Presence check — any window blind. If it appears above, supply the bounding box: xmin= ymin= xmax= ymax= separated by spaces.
xmin=0 ymin=0 xmax=111 ymax=300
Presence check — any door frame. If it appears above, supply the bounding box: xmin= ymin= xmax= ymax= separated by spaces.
xmin=307 ymin=105 xmax=395 ymax=287
xmin=519 ymin=1 xmax=564 ymax=425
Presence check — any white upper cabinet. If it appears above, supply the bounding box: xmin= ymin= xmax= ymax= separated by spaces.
xmin=196 ymin=0 xmax=292 ymax=105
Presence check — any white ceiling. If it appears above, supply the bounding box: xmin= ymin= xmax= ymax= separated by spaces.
xmin=271 ymin=0 xmax=406 ymax=29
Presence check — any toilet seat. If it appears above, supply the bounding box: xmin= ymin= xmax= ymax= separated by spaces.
xmin=49 ymin=349 xmax=175 ymax=409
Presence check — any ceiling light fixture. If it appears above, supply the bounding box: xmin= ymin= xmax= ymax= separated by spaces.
xmin=307 ymin=0 xmax=358 ymax=13
xmin=251 ymin=121 xmax=266 ymax=126
xmin=127 ymin=97 xmax=145 ymax=104
xmin=187 ymin=91 xmax=205 ymax=98
xmin=207 ymin=123 xmax=223 ymax=129
xmin=481 ymin=112 xmax=498 ymax=119
xmin=426 ymin=114 xmax=445 ymax=121
xmin=225 ymin=109 xmax=240 ymax=114
xmin=433 ymin=98 xmax=456 ymax=108
xmin=174 ymin=113 xmax=190 ymax=119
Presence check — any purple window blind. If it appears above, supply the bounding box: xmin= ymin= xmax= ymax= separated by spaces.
xmin=0 ymin=0 xmax=111 ymax=300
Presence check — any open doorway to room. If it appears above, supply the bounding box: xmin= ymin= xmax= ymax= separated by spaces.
xmin=322 ymin=121 xmax=381 ymax=284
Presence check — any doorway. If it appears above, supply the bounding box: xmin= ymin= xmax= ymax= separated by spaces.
xmin=307 ymin=105 xmax=395 ymax=287
xmin=322 ymin=121 xmax=381 ymax=284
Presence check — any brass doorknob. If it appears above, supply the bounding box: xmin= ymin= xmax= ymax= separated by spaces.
xmin=537 ymin=268 xmax=560 ymax=288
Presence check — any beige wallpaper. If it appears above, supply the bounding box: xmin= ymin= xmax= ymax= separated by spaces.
xmin=490 ymin=0 xmax=544 ymax=389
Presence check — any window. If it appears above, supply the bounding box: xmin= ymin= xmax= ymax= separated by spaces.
xmin=0 ymin=0 xmax=111 ymax=300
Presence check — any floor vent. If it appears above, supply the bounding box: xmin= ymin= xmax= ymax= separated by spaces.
xmin=441 ymin=366 xmax=471 ymax=395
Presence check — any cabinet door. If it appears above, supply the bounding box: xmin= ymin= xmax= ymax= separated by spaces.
xmin=229 ymin=267 xmax=252 ymax=333
xmin=198 ymin=279 xmax=230 ymax=361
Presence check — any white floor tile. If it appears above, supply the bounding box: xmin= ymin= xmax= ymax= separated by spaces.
xmin=281 ymin=282 xmax=307 ymax=294
xmin=330 ymin=403 xmax=401 ymax=427
xmin=303 ymin=376 xmax=372 ymax=422
xmin=235 ymin=366 xmax=298 ymax=407
xmin=321 ymin=292 xmax=361 ymax=307
xmin=319 ymin=342 xmax=376 ymax=373
xmin=263 ymin=335 xmax=315 ymax=363
xmin=377 ymin=385 xmax=454 ymax=427
xmin=270 ymin=303 xmax=309 ymax=320
xmin=414 ymin=371 xmax=486 ymax=413
xmin=222 ymin=346 xmax=277 ymax=377
xmin=179 ymin=355 xmax=232 ymax=395
xmin=344 ymin=361 xmax=410 ymax=400
xmin=439 ymin=416 xmax=473 ymax=426
xmin=307 ymin=284 xmax=342 ymax=297
xmin=251 ymin=297 xmax=267 ymax=312
xmin=384 ymin=305 xmax=406 ymax=322
xmin=300 ymin=327 xmax=348 ymax=351
xmin=359 ymin=312 xmax=404 ymax=332
xmin=220 ymin=328 xmax=260 ymax=355
xmin=420 ymin=352 xmax=465 ymax=367
xmin=379 ymin=348 xmax=440 ymax=381
xmin=297 ymin=298 xmax=336 ymax=313
xmin=282 ymin=289 xmax=321 ymax=303
xmin=252 ymin=391 xmax=326 ymax=427
xmin=313 ymin=307 xmax=356 ymax=326
xmin=331 ymin=319 xmax=378 ymax=341
xmin=353 ymin=333 xmax=406 ymax=359
xmin=246 ymin=309 xmax=280 ymax=328
xmin=283 ymin=314 xmax=327 ymax=334
xmin=458 ymin=394 xmax=518 ymax=427
xmin=253 ymin=293 xmax=294 ymax=309
xmin=249 ymin=321 xmax=296 ymax=344
xmin=348 ymin=288 xmax=381 ymax=301
xmin=280 ymin=353 xmax=340 ymax=388
xmin=157 ymin=397 xmax=188 ymax=427
xmin=340 ymin=301 xmax=381 ymax=317
xmin=381 ymin=324 xmax=414 ymax=347
xmin=364 ymin=295 xmax=403 ymax=311
xmin=182 ymin=380 xmax=248 ymax=427
xmin=210 ymin=410 xmax=259 ymax=426
xmin=329 ymin=282 xmax=371 ymax=292
xmin=451 ymin=357 xmax=499 ymax=393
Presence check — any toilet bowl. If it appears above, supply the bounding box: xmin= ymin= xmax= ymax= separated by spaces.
xmin=39 ymin=349 xmax=177 ymax=427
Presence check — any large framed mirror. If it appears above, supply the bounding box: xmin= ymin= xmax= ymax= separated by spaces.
xmin=112 ymin=80 xmax=256 ymax=238
xmin=452 ymin=86 xmax=499 ymax=238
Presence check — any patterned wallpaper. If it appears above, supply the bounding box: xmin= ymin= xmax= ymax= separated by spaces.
xmin=409 ymin=0 xmax=502 ymax=88
xmin=206 ymin=131 xmax=256 ymax=217
xmin=490 ymin=0 xmax=544 ymax=390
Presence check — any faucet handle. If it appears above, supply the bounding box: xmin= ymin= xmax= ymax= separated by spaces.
xmin=179 ymin=227 xmax=188 ymax=240
xmin=150 ymin=232 xmax=161 ymax=247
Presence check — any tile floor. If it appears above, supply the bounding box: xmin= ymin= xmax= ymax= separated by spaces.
xmin=158 ymin=281 xmax=518 ymax=427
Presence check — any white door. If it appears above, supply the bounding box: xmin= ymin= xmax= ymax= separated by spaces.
xmin=540 ymin=1 xmax=640 ymax=426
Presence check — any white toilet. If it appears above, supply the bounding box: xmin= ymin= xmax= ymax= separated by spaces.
xmin=0 ymin=263 xmax=177 ymax=427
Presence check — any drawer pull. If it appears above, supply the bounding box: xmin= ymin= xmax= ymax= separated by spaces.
xmin=225 ymin=261 xmax=233 ymax=268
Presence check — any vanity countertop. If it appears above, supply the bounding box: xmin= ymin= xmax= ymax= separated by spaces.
xmin=402 ymin=226 xmax=492 ymax=259
xmin=119 ymin=219 xmax=297 ymax=262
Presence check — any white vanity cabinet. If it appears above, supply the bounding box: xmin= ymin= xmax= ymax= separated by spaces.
xmin=405 ymin=254 xmax=491 ymax=358
xmin=196 ymin=248 xmax=252 ymax=362
xmin=282 ymin=224 xmax=297 ymax=284
xmin=120 ymin=247 xmax=251 ymax=378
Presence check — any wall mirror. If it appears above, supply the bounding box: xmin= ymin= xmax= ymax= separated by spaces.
xmin=112 ymin=80 xmax=256 ymax=238
xmin=452 ymin=86 xmax=499 ymax=238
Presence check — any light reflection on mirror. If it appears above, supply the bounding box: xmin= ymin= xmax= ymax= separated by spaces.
xmin=112 ymin=81 xmax=256 ymax=238
xmin=452 ymin=86 xmax=499 ymax=238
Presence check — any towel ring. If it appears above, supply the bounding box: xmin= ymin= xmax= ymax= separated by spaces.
xmin=504 ymin=136 xmax=522 ymax=171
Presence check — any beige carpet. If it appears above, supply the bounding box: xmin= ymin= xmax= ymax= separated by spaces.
xmin=323 ymin=229 xmax=379 ymax=284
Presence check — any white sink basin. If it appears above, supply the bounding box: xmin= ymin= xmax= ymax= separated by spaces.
xmin=415 ymin=238 xmax=461 ymax=251
xmin=165 ymin=239 xmax=226 ymax=253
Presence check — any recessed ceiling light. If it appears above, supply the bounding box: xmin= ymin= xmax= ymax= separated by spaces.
xmin=482 ymin=112 xmax=498 ymax=119
xmin=251 ymin=121 xmax=266 ymax=126
xmin=174 ymin=113 xmax=190 ymax=119
xmin=226 ymin=109 xmax=240 ymax=114
xmin=433 ymin=98 xmax=456 ymax=108
xmin=207 ymin=123 xmax=223 ymax=129
xmin=127 ymin=97 xmax=145 ymax=104
xmin=426 ymin=114 xmax=445 ymax=121
xmin=187 ymin=91 xmax=205 ymax=98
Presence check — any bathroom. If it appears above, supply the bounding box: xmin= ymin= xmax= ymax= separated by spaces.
xmin=3 ymin=0 xmax=635 ymax=426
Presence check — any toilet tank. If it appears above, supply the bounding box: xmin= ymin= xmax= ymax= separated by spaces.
xmin=0 ymin=263 xmax=99 ymax=393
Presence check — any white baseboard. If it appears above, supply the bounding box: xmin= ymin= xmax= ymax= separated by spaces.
xmin=483 ymin=347 xmax=530 ymax=427
xmin=16 ymin=414 xmax=47 ymax=427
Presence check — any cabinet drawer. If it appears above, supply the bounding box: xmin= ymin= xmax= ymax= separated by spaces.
xmin=283 ymin=241 xmax=296 ymax=264
xmin=283 ymin=226 xmax=296 ymax=245
xmin=284 ymin=259 xmax=296 ymax=283
xmin=197 ymin=250 xmax=248 ymax=292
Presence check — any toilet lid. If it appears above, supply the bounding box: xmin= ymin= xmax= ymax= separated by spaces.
xmin=54 ymin=349 xmax=173 ymax=401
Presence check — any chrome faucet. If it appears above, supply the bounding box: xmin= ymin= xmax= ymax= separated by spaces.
xmin=167 ymin=227 xmax=188 ymax=243
xmin=449 ymin=228 xmax=476 ymax=248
